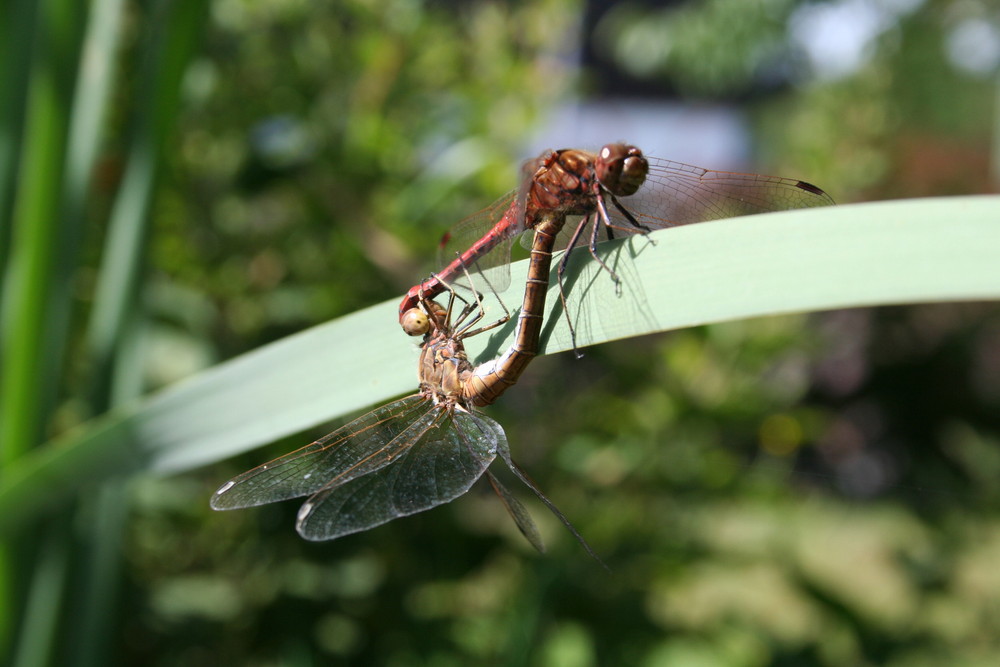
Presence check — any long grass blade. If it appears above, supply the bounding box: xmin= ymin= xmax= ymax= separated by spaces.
xmin=0 ymin=196 xmax=998 ymax=537
xmin=0 ymin=0 xmax=78 ymax=463
xmin=70 ymin=1 xmax=208 ymax=665
xmin=11 ymin=520 xmax=71 ymax=667
xmin=0 ymin=0 xmax=43 ymax=652
xmin=0 ymin=0 xmax=38 ymax=278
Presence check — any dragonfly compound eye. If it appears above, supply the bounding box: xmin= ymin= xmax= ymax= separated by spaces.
xmin=401 ymin=308 xmax=430 ymax=336
xmin=597 ymin=144 xmax=648 ymax=197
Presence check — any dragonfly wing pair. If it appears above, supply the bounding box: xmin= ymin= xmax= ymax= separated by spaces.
xmin=212 ymin=395 xmax=503 ymax=541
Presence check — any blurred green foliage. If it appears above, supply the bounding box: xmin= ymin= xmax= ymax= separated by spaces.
xmin=2 ymin=0 xmax=1000 ymax=665
xmin=151 ymin=0 xmax=575 ymax=358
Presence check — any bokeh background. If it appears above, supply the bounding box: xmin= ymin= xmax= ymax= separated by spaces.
xmin=2 ymin=0 xmax=1000 ymax=664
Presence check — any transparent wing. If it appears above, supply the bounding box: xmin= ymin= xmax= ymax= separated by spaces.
xmin=495 ymin=437 xmax=607 ymax=569
xmin=485 ymin=469 xmax=544 ymax=553
xmin=611 ymin=158 xmax=834 ymax=229
xmin=210 ymin=395 xmax=432 ymax=510
xmin=435 ymin=190 xmax=522 ymax=294
xmin=295 ymin=409 xmax=503 ymax=540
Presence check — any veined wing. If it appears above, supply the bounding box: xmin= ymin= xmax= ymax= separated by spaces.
xmin=614 ymin=157 xmax=834 ymax=229
xmin=211 ymin=395 xmax=434 ymax=510
xmin=295 ymin=409 xmax=502 ymax=540
xmin=435 ymin=163 xmax=538 ymax=295
xmin=495 ymin=435 xmax=607 ymax=568
xmin=485 ymin=469 xmax=544 ymax=553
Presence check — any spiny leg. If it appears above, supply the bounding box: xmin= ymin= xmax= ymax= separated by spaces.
xmin=555 ymin=217 xmax=593 ymax=358
xmin=428 ymin=272 xmax=479 ymax=332
xmin=438 ymin=255 xmax=511 ymax=339
xmin=459 ymin=255 xmax=512 ymax=338
xmin=609 ymin=193 xmax=652 ymax=233
xmin=609 ymin=194 xmax=658 ymax=247
xmin=589 ymin=197 xmax=623 ymax=294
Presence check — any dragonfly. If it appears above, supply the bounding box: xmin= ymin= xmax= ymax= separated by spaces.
xmin=212 ymin=265 xmax=600 ymax=560
xmin=399 ymin=143 xmax=834 ymax=347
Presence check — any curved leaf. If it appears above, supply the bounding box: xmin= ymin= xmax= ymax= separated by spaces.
xmin=1 ymin=195 xmax=999 ymax=535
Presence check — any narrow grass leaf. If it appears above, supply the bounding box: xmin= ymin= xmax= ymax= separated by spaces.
xmin=0 ymin=196 xmax=998 ymax=536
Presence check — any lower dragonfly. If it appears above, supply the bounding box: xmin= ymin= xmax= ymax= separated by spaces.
xmin=211 ymin=240 xmax=599 ymax=559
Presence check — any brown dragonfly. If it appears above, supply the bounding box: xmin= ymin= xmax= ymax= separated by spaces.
xmin=212 ymin=271 xmax=600 ymax=560
xmin=399 ymin=143 xmax=833 ymax=347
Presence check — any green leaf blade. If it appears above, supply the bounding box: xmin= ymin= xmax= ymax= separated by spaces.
xmin=1 ymin=195 xmax=999 ymax=536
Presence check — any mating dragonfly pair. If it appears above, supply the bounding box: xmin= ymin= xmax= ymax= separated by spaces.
xmin=211 ymin=143 xmax=833 ymax=555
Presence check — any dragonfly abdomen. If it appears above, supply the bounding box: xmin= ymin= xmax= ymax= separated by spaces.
xmin=466 ymin=214 xmax=564 ymax=407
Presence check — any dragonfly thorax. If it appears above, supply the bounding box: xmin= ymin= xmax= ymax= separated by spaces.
xmin=418 ymin=330 xmax=475 ymax=408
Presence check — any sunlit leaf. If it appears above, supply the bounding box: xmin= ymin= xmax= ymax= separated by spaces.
xmin=1 ymin=196 xmax=998 ymax=535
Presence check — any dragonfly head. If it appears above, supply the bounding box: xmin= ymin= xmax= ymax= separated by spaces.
xmin=403 ymin=297 xmax=449 ymax=337
xmin=401 ymin=307 xmax=431 ymax=336
xmin=596 ymin=144 xmax=647 ymax=197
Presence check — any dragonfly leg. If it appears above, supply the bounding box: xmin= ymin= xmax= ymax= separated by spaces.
xmin=555 ymin=225 xmax=585 ymax=359
xmin=555 ymin=208 xmax=622 ymax=297
xmin=609 ymin=194 xmax=653 ymax=234
xmin=460 ymin=256 xmax=512 ymax=337
xmin=608 ymin=195 xmax=658 ymax=247
xmin=435 ymin=276 xmax=483 ymax=331
xmin=589 ymin=198 xmax=624 ymax=291
xmin=428 ymin=272 xmax=479 ymax=332
xmin=555 ymin=266 xmax=581 ymax=358
xmin=435 ymin=257 xmax=511 ymax=339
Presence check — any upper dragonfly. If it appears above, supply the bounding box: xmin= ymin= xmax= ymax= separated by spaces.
xmin=398 ymin=143 xmax=833 ymax=335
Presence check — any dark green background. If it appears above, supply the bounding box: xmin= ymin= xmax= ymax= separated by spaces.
xmin=2 ymin=0 xmax=999 ymax=664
